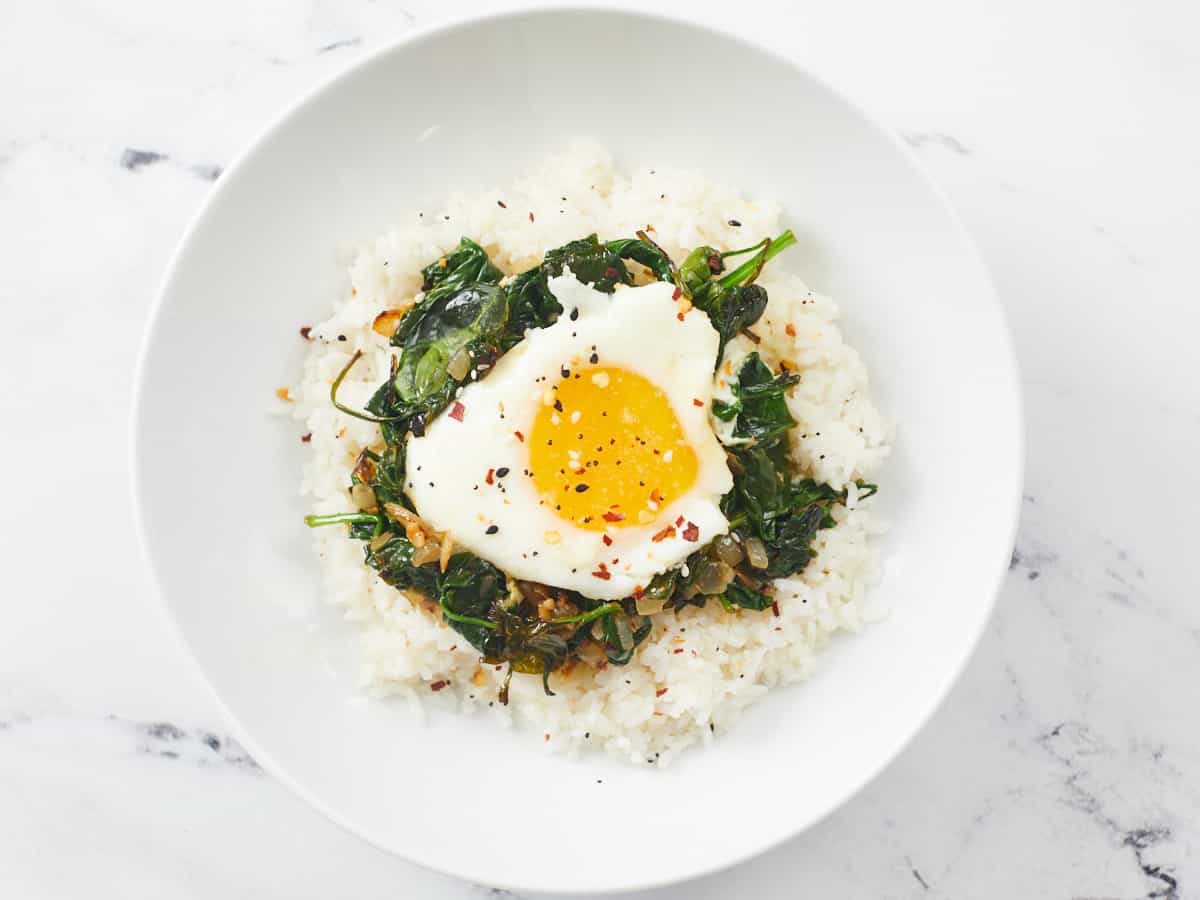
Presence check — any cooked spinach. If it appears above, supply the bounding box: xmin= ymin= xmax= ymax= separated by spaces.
xmin=728 ymin=353 xmax=801 ymax=444
xmin=723 ymin=580 xmax=774 ymax=611
xmin=504 ymin=234 xmax=624 ymax=342
xmin=306 ymin=228 xmax=873 ymax=700
xmin=420 ymin=237 xmax=502 ymax=296
xmin=673 ymin=232 xmax=797 ymax=361
xmin=504 ymin=234 xmax=677 ymax=344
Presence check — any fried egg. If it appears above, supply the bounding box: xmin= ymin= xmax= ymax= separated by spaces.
xmin=404 ymin=274 xmax=733 ymax=600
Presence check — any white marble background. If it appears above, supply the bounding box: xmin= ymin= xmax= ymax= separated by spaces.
xmin=3 ymin=0 xmax=1198 ymax=896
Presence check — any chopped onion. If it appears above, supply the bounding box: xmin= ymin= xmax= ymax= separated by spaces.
xmin=350 ymin=482 xmax=375 ymax=511
xmin=384 ymin=502 xmax=427 ymax=546
xmin=713 ymin=534 xmax=744 ymax=567
xmin=743 ymin=537 xmax=769 ymax=570
xmin=438 ymin=531 xmax=454 ymax=572
xmin=695 ymin=559 xmax=735 ymax=595
xmin=371 ymin=303 xmax=413 ymax=338
xmin=446 ymin=346 xmax=471 ymax=381
xmin=615 ymin=615 xmax=633 ymax=649
xmin=635 ymin=593 xmax=666 ymax=616
xmin=576 ymin=639 xmax=608 ymax=668
xmin=411 ymin=540 xmax=440 ymax=567
xmin=367 ymin=532 xmax=393 ymax=552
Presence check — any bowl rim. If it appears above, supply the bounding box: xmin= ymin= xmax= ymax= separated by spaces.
xmin=131 ymin=4 xmax=1024 ymax=893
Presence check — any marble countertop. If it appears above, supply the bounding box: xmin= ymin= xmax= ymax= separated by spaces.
xmin=3 ymin=1 xmax=1198 ymax=896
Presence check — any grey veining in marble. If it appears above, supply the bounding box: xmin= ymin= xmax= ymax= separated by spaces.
xmin=2 ymin=0 xmax=1199 ymax=897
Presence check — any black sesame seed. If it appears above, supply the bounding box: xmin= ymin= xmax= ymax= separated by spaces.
xmin=554 ymin=399 xmax=563 ymax=412
xmin=485 ymin=525 xmax=499 ymax=535
xmin=728 ymin=219 xmax=741 ymax=227
xmin=589 ymin=353 xmax=598 ymax=364
xmin=575 ymin=484 xmax=589 ymax=493
xmin=337 ymin=334 xmax=346 ymax=342
xmin=569 ymin=308 xmax=579 ymax=321
xmin=495 ymin=467 xmax=510 ymax=477
xmin=561 ymin=367 xmax=570 ymax=378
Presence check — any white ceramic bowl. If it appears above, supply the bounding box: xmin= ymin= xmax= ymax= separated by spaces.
xmin=134 ymin=8 xmax=1021 ymax=894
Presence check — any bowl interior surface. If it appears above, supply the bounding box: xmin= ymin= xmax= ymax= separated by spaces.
xmin=135 ymin=9 xmax=1020 ymax=894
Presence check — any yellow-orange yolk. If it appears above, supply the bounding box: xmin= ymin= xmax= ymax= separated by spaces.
xmin=529 ymin=366 xmax=699 ymax=531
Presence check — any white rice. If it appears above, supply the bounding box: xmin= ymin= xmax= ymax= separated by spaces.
xmin=288 ymin=141 xmax=892 ymax=766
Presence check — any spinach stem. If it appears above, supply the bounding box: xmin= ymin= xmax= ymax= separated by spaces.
xmin=635 ymin=229 xmax=678 ymax=277
xmin=331 ymin=350 xmax=407 ymax=424
xmin=439 ymin=597 xmax=498 ymax=631
xmin=720 ymin=237 xmax=770 ymax=260
xmin=548 ymin=602 xmax=621 ymax=626
xmin=718 ymin=230 xmax=797 ymax=287
xmin=304 ymin=512 xmax=381 ymax=528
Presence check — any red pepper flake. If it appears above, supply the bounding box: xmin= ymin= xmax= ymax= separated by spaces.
xmin=529 ymin=211 xmax=535 ymax=222
xmin=604 ymin=266 xmax=619 ymax=279
xmin=650 ymin=488 xmax=662 ymax=503
xmin=299 ymin=325 xmax=312 ymax=339
xmin=632 ymin=585 xmax=645 ymax=599
xmin=677 ymin=311 xmax=686 ymax=322
xmin=682 ymin=521 xmax=700 ymax=542
xmin=544 ymin=733 xmax=550 ymax=742
xmin=675 ymin=515 xmax=685 ymax=527
xmin=651 ymin=525 xmax=676 ymax=543
xmin=514 ymin=430 xmax=524 ymax=442
xmin=602 ymin=534 xmax=612 ymax=546
xmin=671 ymin=286 xmax=682 ymax=300
xmin=430 ymin=680 xmax=448 ymax=692
xmin=656 ymin=688 xmax=669 ymax=697
xmin=672 ymin=648 xmax=684 ymax=654
xmin=602 ymin=510 xmax=625 ymax=523
xmin=591 ymin=566 xmax=612 ymax=580
xmin=692 ymin=398 xmax=704 ymax=407
xmin=300 ymin=432 xmax=312 ymax=443
xmin=448 ymin=401 xmax=465 ymax=422
xmin=485 ymin=468 xmax=495 ymax=485
xmin=785 ymin=323 xmax=797 ymax=337
xmin=772 ymin=601 xmax=781 ymax=617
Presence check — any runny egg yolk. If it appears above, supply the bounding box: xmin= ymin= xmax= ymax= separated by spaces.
xmin=529 ymin=366 xmax=699 ymax=531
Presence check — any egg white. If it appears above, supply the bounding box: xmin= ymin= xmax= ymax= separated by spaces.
xmin=404 ymin=274 xmax=732 ymax=600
